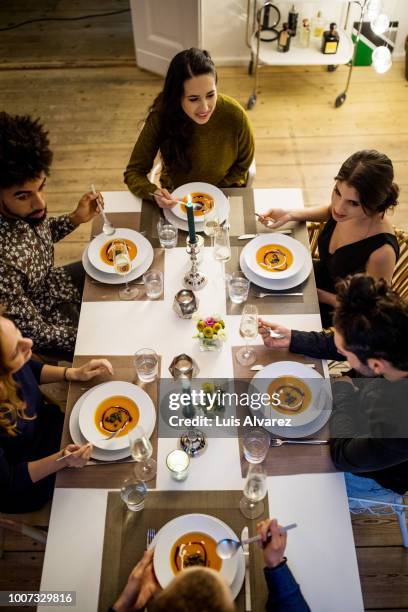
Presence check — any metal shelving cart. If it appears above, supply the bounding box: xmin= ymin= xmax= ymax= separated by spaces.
xmin=246 ymin=0 xmax=370 ymax=109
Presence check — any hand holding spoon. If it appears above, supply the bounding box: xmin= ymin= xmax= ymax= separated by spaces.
xmin=91 ymin=184 xmax=115 ymax=235
xmin=216 ymin=523 xmax=297 ymax=559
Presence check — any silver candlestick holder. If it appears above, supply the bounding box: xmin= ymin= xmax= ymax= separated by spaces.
xmin=183 ymin=238 xmax=207 ymax=291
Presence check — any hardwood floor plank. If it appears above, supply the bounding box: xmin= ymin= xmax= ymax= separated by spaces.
xmin=356 ymin=547 xmax=408 ymax=610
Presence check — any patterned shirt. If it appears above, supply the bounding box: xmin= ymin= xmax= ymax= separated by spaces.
xmin=0 ymin=213 xmax=80 ymax=352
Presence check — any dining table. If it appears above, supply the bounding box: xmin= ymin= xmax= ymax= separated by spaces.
xmin=39 ymin=188 xmax=364 ymax=612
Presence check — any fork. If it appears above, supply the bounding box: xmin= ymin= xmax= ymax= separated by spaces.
xmin=270 ymin=438 xmax=328 ymax=447
xmin=146 ymin=528 xmax=156 ymax=549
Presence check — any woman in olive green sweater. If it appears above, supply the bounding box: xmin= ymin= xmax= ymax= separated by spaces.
xmin=124 ymin=48 xmax=255 ymax=209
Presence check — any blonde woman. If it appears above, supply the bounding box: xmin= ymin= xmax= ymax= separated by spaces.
xmin=0 ymin=308 xmax=113 ymax=512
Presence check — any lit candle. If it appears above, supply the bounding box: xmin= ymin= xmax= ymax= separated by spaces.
xmin=186 ymin=194 xmax=196 ymax=244
xmin=166 ymin=449 xmax=190 ymax=481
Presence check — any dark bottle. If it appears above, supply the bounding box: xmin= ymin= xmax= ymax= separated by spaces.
xmin=277 ymin=23 xmax=291 ymax=52
xmin=288 ymin=4 xmax=298 ymax=37
xmin=321 ymin=22 xmax=339 ymax=54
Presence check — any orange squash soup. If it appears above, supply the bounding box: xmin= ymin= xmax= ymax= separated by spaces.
xmin=256 ymin=244 xmax=293 ymax=273
xmin=94 ymin=395 xmax=139 ymax=437
xmin=100 ymin=239 xmax=137 ymax=266
xmin=268 ymin=376 xmax=311 ymax=415
xmin=181 ymin=192 xmax=215 ymax=217
xmin=170 ymin=532 xmax=222 ymax=574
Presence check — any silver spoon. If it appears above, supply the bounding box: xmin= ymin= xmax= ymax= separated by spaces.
xmin=216 ymin=523 xmax=297 ymax=559
xmin=91 ymin=184 xmax=115 ymax=236
xmin=270 ymin=438 xmax=328 ymax=447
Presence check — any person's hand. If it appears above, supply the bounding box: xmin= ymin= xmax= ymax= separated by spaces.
xmin=317 ymin=288 xmax=337 ymax=307
xmin=257 ymin=208 xmax=295 ymax=230
xmin=113 ymin=548 xmax=161 ymax=611
xmin=257 ymin=518 xmax=287 ymax=568
xmin=153 ymin=188 xmax=177 ymax=209
xmin=62 ymin=443 xmax=92 ymax=468
xmin=69 ymin=191 xmax=101 ymax=225
xmin=68 ymin=359 xmax=114 ymax=382
xmin=258 ymin=318 xmax=291 ymax=349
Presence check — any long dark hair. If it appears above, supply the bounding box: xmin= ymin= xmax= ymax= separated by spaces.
xmin=334 ymin=275 xmax=408 ymax=370
xmin=335 ymin=150 xmax=399 ymax=216
xmin=150 ymin=48 xmax=217 ymax=172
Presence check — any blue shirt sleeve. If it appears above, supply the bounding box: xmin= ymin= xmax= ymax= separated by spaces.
xmin=264 ymin=560 xmax=310 ymax=611
xmin=27 ymin=359 xmax=44 ymax=385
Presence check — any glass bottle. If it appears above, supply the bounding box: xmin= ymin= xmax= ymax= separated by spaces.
xmin=299 ymin=18 xmax=311 ymax=48
xmin=311 ymin=10 xmax=324 ymax=39
xmin=321 ymin=22 xmax=339 ymax=54
xmin=288 ymin=4 xmax=298 ymax=37
xmin=277 ymin=23 xmax=291 ymax=53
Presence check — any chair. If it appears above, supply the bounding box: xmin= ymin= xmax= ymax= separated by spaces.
xmin=0 ymin=502 xmax=51 ymax=558
xmin=148 ymin=156 xmax=257 ymax=188
xmin=307 ymin=222 xmax=408 ymax=299
xmin=348 ymin=496 xmax=408 ymax=548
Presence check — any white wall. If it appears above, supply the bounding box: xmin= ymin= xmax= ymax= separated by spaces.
xmin=202 ymin=0 xmax=407 ymax=64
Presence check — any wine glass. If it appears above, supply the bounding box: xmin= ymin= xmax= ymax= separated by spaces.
xmin=236 ymin=304 xmax=258 ymax=366
xmin=203 ymin=215 xmax=219 ymax=247
xmin=213 ymin=225 xmax=231 ymax=286
xmin=239 ymin=463 xmax=267 ymax=519
xmin=111 ymin=240 xmax=139 ymax=300
xmin=129 ymin=425 xmax=156 ymax=481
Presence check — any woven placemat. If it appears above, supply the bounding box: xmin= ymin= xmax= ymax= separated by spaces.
xmin=98 ymin=490 xmax=269 ymax=612
xmin=231 ymin=345 xmax=335 ymax=477
xmin=56 ymin=355 xmax=159 ymax=489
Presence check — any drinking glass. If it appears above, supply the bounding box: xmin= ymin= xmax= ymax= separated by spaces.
xmin=203 ymin=214 xmax=219 ymax=247
xmin=120 ymin=477 xmax=147 ymax=512
xmin=236 ymin=304 xmax=258 ymax=366
xmin=166 ymin=449 xmax=190 ymax=481
xmin=158 ymin=222 xmax=178 ymax=248
xmin=213 ymin=225 xmax=231 ymax=263
xmin=111 ymin=240 xmax=139 ymax=300
xmin=243 ymin=428 xmax=270 ymax=463
xmin=129 ymin=425 xmax=156 ymax=481
xmin=143 ymin=270 xmax=163 ymax=299
xmin=239 ymin=463 xmax=267 ymax=519
xmin=134 ymin=348 xmax=159 ymax=383
xmin=228 ymin=272 xmax=250 ymax=304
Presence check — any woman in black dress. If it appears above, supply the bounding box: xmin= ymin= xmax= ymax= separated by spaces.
xmin=258 ymin=150 xmax=399 ymax=326
xmin=0 ymin=309 xmax=113 ymax=512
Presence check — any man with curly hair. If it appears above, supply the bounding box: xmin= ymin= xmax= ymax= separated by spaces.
xmin=0 ymin=112 xmax=101 ymax=357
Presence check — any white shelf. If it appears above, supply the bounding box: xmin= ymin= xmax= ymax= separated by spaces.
xmin=251 ymin=29 xmax=353 ymax=66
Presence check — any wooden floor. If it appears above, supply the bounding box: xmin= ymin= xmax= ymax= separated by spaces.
xmin=0 ymin=1 xmax=407 ymax=610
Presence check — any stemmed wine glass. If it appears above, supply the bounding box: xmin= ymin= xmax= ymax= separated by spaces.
xmin=239 ymin=463 xmax=267 ymax=519
xmin=236 ymin=304 xmax=258 ymax=366
xmin=213 ymin=225 xmax=231 ymax=286
xmin=129 ymin=425 xmax=156 ymax=481
xmin=203 ymin=214 xmax=220 ymax=248
xmin=111 ymin=240 xmax=139 ymax=301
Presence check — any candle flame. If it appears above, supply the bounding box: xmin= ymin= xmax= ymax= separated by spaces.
xmin=187 ymin=194 xmax=192 ymax=205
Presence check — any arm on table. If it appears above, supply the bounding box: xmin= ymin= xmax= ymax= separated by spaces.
xmin=258 ymin=204 xmax=331 ymax=230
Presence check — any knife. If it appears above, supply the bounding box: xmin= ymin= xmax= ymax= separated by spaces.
xmin=241 ymin=526 xmax=251 ymax=611
xmin=238 ymin=229 xmax=292 ymax=239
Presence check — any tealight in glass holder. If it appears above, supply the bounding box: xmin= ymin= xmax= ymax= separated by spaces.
xmin=173 ymin=289 xmax=198 ymax=319
xmin=166 ymin=449 xmax=190 ymax=481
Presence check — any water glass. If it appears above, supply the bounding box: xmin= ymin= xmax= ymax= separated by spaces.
xmin=228 ymin=273 xmax=250 ymax=304
xmin=143 ymin=269 xmax=163 ymax=299
xmin=239 ymin=463 xmax=267 ymax=519
xmin=134 ymin=348 xmax=158 ymax=382
xmin=243 ymin=428 xmax=270 ymax=463
xmin=166 ymin=449 xmax=190 ymax=481
xmin=129 ymin=425 xmax=157 ymax=481
xmin=213 ymin=225 xmax=231 ymax=262
xmin=158 ymin=222 xmax=178 ymax=248
xmin=120 ymin=477 xmax=147 ymax=512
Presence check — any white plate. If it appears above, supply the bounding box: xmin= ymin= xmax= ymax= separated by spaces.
xmin=153 ymin=514 xmax=239 ymax=588
xmin=78 ymin=381 xmax=156 ymax=451
xmin=244 ymin=233 xmax=308 ymax=280
xmin=240 ymin=248 xmax=312 ymax=290
xmin=69 ymin=384 xmax=131 ymax=461
xmin=87 ymin=229 xmax=150 ymax=274
xmin=150 ymin=532 xmax=245 ymax=601
xmin=82 ymin=246 xmax=154 ymax=285
xmin=250 ymin=361 xmax=328 ymax=427
xmin=170 ymin=182 xmax=228 ymax=221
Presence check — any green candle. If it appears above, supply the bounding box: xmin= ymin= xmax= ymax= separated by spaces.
xmin=186 ymin=200 xmax=196 ymax=244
